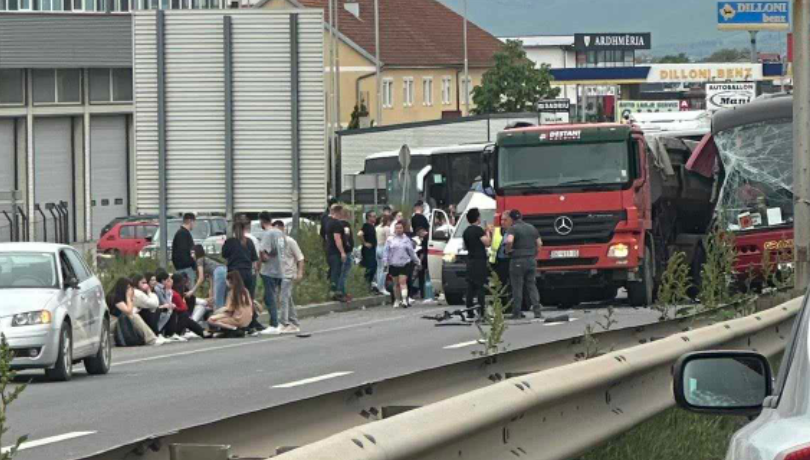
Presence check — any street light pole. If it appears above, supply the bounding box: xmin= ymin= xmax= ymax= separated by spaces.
xmin=749 ymin=30 xmax=758 ymax=64
xmin=794 ymin=0 xmax=810 ymax=290
xmin=462 ymin=0 xmax=469 ymax=114
xmin=374 ymin=0 xmax=382 ymax=125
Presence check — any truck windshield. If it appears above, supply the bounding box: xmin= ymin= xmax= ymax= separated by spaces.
xmin=714 ymin=118 xmax=793 ymax=232
xmin=498 ymin=141 xmax=630 ymax=189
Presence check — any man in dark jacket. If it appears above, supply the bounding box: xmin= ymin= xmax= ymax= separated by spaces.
xmin=172 ymin=213 xmax=197 ymax=286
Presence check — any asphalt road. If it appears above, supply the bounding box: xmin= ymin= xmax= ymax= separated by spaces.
xmin=6 ymin=299 xmax=661 ymax=460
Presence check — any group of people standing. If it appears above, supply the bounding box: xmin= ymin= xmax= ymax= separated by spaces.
xmin=462 ymin=208 xmax=543 ymax=320
xmin=321 ymin=200 xmax=434 ymax=308
xmin=110 ymin=211 xmax=307 ymax=347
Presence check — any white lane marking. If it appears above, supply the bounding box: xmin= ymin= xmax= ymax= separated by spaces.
xmin=113 ymin=308 xmax=445 ymax=367
xmin=543 ymin=318 xmax=580 ymax=326
xmin=443 ymin=340 xmax=482 ymax=350
xmin=2 ymin=431 xmax=96 ymax=454
xmin=272 ymin=372 xmax=354 ymax=389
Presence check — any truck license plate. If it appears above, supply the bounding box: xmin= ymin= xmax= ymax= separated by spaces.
xmin=550 ymin=250 xmax=579 ymax=259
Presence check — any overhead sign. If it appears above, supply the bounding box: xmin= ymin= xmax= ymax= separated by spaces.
xmin=536 ymin=99 xmax=570 ymax=113
xmin=574 ymin=33 xmax=651 ymax=51
xmin=647 ymin=63 xmax=763 ymax=83
xmin=615 ymin=100 xmax=680 ymax=122
xmin=717 ymin=2 xmax=790 ymax=31
xmin=705 ymin=82 xmax=757 ymax=110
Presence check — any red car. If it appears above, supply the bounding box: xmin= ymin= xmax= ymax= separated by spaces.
xmin=97 ymin=221 xmax=158 ymax=256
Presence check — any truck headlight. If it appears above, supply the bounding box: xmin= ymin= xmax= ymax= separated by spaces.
xmin=12 ymin=311 xmax=52 ymax=327
xmin=443 ymin=254 xmax=457 ymax=263
xmin=608 ymin=243 xmax=630 ymax=259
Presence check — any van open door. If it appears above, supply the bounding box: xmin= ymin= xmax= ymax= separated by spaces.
xmin=428 ymin=209 xmax=452 ymax=294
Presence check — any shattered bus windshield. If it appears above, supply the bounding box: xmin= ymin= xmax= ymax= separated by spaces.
xmin=714 ymin=118 xmax=793 ymax=231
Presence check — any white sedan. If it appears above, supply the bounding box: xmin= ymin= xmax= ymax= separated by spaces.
xmin=0 ymin=243 xmax=111 ymax=381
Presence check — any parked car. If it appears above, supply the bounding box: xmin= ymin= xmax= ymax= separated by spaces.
xmin=99 ymin=214 xmax=159 ymax=239
xmin=672 ymin=292 xmax=810 ymax=460
xmin=97 ymin=221 xmax=158 ymax=257
xmin=0 ymin=243 xmax=111 ymax=381
xmin=439 ymin=193 xmax=496 ymax=305
xmin=139 ymin=216 xmax=227 ymax=259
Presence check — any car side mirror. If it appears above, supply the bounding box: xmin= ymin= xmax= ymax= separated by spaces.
xmin=673 ymin=351 xmax=772 ymax=416
xmin=432 ymin=230 xmax=450 ymax=242
xmin=64 ymin=277 xmax=79 ymax=290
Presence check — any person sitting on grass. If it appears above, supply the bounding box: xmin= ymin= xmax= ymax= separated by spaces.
xmin=108 ymin=278 xmax=168 ymax=347
xmin=208 ymin=271 xmax=254 ymax=336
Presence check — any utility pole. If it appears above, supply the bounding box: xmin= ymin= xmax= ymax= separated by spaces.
xmin=749 ymin=30 xmax=758 ymax=63
xmin=794 ymin=0 xmax=810 ymax=290
xmin=374 ymin=0 xmax=382 ymax=125
xmin=462 ymin=0 xmax=469 ymax=114
xmin=328 ymin=0 xmax=337 ymax=197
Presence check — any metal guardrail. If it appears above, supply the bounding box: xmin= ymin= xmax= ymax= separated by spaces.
xmin=84 ymin=292 xmax=798 ymax=460
xmin=274 ymin=297 xmax=802 ymax=460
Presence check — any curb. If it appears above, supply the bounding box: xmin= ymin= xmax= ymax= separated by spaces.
xmin=256 ymin=295 xmax=389 ymax=322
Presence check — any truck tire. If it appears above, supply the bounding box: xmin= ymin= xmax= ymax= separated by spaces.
xmin=628 ymin=246 xmax=654 ymax=307
xmin=445 ymin=292 xmax=464 ymax=305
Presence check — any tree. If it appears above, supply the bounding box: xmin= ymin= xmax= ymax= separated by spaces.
xmin=656 ymin=53 xmax=690 ymax=63
xmin=703 ymin=48 xmax=748 ymax=63
xmin=471 ymin=40 xmax=560 ymax=114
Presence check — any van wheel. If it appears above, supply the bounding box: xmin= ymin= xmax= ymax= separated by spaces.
xmin=45 ymin=325 xmax=73 ymax=382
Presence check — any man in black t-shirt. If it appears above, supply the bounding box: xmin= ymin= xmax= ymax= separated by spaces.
xmin=358 ymin=211 xmax=378 ymax=287
xmin=411 ymin=201 xmax=431 ymax=300
xmin=172 ymin=213 xmax=197 ymax=286
xmin=325 ymin=205 xmax=349 ymax=301
xmin=462 ymin=208 xmax=492 ymax=319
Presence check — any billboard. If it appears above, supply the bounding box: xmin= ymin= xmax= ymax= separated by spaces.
xmin=717 ymin=2 xmax=790 ymax=30
xmin=646 ymin=63 xmax=763 ymax=83
xmin=615 ymin=100 xmax=680 ymax=122
xmin=705 ymin=83 xmax=757 ymax=111
xmin=573 ymin=33 xmax=651 ymax=51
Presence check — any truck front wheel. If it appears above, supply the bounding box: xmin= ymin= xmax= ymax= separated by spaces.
xmin=628 ymin=246 xmax=654 ymax=307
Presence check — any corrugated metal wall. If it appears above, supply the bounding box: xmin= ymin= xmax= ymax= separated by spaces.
xmin=133 ymin=10 xmax=325 ymax=215
xmin=0 ymin=13 xmax=131 ymax=69
xmin=338 ymin=114 xmax=538 ymax=191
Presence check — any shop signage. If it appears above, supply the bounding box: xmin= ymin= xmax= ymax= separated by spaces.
xmin=574 ymin=33 xmax=652 ymax=50
xmin=705 ymin=82 xmax=756 ymax=110
xmin=647 ymin=63 xmax=763 ymax=83
xmin=615 ymin=100 xmax=680 ymax=122
xmin=536 ymin=99 xmax=571 ymax=113
xmin=717 ymin=2 xmax=790 ymax=31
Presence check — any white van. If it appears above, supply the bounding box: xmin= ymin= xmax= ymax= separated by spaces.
xmin=427 ymin=191 xmax=495 ymax=304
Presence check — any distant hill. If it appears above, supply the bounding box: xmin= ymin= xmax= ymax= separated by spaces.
xmin=438 ymin=0 xmax=787 ymax=60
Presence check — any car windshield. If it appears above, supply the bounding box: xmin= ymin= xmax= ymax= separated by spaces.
xmin=153 ymin=221 xmax=213 ymax=244
xmin=0 ymin=253 xmax=58 ymax=289
xmin=498 ymin=141 xmax=631 ymax=188
xmin=453 ymin=209 xmax=496 ymax=240
xmin=714 ymin=119 xmax=794 ymax=232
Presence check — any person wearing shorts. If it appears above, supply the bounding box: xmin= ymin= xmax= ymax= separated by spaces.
xmin=382 ymin=220 xmax=420 ymax=308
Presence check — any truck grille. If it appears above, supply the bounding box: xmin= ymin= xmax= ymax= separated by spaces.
xmin=537 ymin=257 xmax=599 ymax=268
xmin=523 ymin=211 xmax=626 ymax=247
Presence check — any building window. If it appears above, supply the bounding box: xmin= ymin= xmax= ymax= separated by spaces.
xmin=382 ymin=78 xmax=393 ymax=108
xmin=402 ymin=77 xmax=414 ymax=107
xmin=0 ymin=70 xmax=25 ymax=106
xmin=90 ymin=68 xmax=133 ymax=103
xmin=460 ymin=76 xmax=473 ymax=105
xmin=441 ymin=76 xmax=452 ymax=105
xmin=422 ymin=77 xmax=433 ymax=107
xmin=33 ymin=69 xmax=81 ymax=105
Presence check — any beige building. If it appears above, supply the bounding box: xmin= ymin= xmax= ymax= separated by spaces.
xmin=258 ymin=0 xmax=504 ymax=126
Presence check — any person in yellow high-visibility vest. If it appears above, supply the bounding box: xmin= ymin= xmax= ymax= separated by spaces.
xmin=490 ymin=211 xmax=517 ymax=315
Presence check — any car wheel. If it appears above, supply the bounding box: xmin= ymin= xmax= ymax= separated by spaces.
xmin=45 ymin=324 xmax=73 ymax=382
xmin=445 ymin=292 xmax=464 ymax=305
xmin=84 ymin=318 xmax=111 ymax=375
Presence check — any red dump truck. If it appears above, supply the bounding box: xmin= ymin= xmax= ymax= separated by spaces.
xmin=482 ymin=123 xmax=714 ymax=307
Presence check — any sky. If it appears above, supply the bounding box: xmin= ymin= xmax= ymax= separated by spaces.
xmin=437 ymin=0 xmax=788 ymax=57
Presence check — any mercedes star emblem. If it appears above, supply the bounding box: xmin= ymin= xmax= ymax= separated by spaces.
xmin=554 ymin=216 xmax=574 ymax=236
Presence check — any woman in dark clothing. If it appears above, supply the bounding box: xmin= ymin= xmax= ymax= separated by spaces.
xmin=166 ymin=273 xmax=210 ymax=339
xmin=221 ymin=221 xmax=258 ymax=296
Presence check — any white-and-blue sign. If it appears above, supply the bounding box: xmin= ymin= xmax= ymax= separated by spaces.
xmin=717 ymin=2 xmax=790 ymax=30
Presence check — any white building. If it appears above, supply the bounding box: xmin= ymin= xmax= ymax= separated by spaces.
xmin=500 ymin=35 xmax=577 ymax=103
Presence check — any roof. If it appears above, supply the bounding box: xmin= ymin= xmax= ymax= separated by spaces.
xmin=0 ymin=243 xmax=69 ymax=253
xmin=499 ymin=35 xmax=575 ymax=48
xmin=431 ymin=143 xmax=492 ymax=154
xmin=287 ymin=0 xmax=504 ymax=67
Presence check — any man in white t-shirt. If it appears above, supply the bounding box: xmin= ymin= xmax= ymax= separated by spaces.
xmin=271 ymin=220 xmax=305 ymax=334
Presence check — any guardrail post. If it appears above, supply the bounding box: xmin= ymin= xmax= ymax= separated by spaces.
xmin=45 ymin=203 xmax=61 ymax=244
xmin=16 ymin=206 xmax=28 ymax=242
xmin=58 ymin=201 xmax=69 ymax=243
xmin=1 ymin=211 xmax=12 ymax=242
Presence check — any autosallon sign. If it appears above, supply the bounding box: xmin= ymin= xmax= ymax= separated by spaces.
xmin=705 ymin=83 xmax=757 ymax=111
xmin=717 ymin=2 xmax=790 ymax=30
